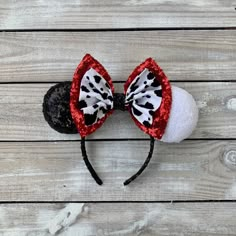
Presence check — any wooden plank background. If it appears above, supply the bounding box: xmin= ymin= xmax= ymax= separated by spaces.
xmin=0 ymin=31 xmax=236 ymax=83
xmin=0 ymin=140 xmax=235 ymax=201
xmin=0 ymin=0 xmax=236 ymax=29
xmin=0 ymin=203 xmax=236 ymax=235
xmin=0 ymin=0 xmax=236 ymax=235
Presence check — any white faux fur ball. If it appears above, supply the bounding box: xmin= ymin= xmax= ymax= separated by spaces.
xmin=161 ymin=86 xmax=198 ymax=143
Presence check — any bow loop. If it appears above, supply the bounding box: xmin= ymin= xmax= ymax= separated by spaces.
xmin=124 ymin=58 xmax=172 ymax=139
xmin=70 ymin=54 xmax=114 ymax=137
xmin=125 ymin=68 xmax=162 ymax=127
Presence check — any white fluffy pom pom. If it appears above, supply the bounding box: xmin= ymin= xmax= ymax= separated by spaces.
xmin=161 ymin=86 xmax=198 ymax=143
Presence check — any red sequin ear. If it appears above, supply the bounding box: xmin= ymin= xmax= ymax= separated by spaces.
xmin=70 ymin=54 xmax=114 ymax=137
xmin=124 ymin=58 xmax=172 ymax=140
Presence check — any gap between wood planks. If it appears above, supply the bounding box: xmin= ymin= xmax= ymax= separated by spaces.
xmin=0 ymin=138 xmax=236 ymax=143
xmin=0 ymin=200 xmax=236 ymax=204
xmin=1 ymin=80 xmax=236 ymax=84
xmin=1 ymin=27 xmax=236 ymax=32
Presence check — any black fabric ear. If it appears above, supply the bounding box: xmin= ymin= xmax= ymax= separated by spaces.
xmin=43 ymin=82 xmax=78 ymax=134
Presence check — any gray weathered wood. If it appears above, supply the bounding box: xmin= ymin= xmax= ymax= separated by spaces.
xmin=0 ymin=0 xmax=236 ymax=29
xmin=0 ymin=31 xmax=236 ymax=82
xmin=0 ymin=140 xmax=235 ymax=201
xmin=0 ymin=203 xmax=236 ymax=235
xmin=1 ymin=0 xmax=235 ymax=233
xmin=0 ymin=83 xmax=235 ymax=141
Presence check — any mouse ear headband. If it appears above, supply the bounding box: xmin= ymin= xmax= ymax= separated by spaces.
xmin=43 ymin=54 xmax=198 ymax=185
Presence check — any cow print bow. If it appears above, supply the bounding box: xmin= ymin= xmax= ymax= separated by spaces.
xmin=70 ymin=54 xmax=172 ymax=140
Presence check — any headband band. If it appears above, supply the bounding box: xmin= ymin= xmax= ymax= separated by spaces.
xmin=43 ymin=54 xmax=198 ymax=185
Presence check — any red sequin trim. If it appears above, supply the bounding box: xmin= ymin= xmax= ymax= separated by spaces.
xmin=124 ymin=58 xmax=172 ymax=140
xmin=70 ymin=54 xmax=114 ymax=137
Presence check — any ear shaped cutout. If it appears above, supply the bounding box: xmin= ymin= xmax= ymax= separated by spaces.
xmin=70 ymin=54 xmax=115 ymax=137
xmin=124 ymin=58 xmax=172 ymax=140
xmin=43 ymin=82 xmax=77 ymax=134
xmin=161 ymin=86 xmax=199 ymax=143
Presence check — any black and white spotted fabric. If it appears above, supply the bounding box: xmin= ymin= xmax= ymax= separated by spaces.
xmin=125 ymin=69 xmax=162 ymax=127
xmin=79 ymin=68 xmax=113 ymax=126
xmin=79 ymin=68 xmax=162 ymax=127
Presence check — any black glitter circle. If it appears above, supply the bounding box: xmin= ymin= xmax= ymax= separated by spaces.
xmin=42 ymin=82 xmax=78 ymax=134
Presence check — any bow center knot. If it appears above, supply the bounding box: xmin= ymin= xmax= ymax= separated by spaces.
xmin=113 ymin=93 xmax=126 ymax=111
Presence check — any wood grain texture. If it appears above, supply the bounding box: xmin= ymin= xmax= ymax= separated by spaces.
xmin=0 ymin=82 xmax=235 ymax=141
xmin=0 ymin=140 xmax=236 ymax=201
xmin=1 ymin=30 xmax=236 ymax=82
xmin=0 ymin=203 xmax=236 ymax=235
xmin=1 ymin=0 xmax=236 ymax=233
xmin=0 ymin=0 xmax=236 ymax=29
